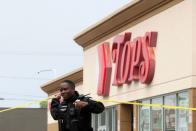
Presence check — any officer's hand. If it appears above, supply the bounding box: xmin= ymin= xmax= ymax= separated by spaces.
xmin=74 ymin=100 xmax=88 ymax=109
xmin=54 ymin=93 xmax=61 ymax=100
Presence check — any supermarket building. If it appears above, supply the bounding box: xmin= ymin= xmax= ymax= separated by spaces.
xmin=41 ymin=0 xmax=196 ymax=131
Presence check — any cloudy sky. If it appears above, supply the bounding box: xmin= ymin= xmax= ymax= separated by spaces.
xmin=0 ymin=0 xmax=130 ymax=107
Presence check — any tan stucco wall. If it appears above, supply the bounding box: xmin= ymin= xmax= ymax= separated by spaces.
xmin=192 ymin=0 xmax=196 ymax=86
xmin=83 ymin=0 xmax=193 ymax=106
xmin=48 ymin=123 xmax=58 ymax=131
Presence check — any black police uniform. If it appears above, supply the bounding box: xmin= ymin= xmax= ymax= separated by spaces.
xmin=50 ymin=91 xmax=105 ymax=131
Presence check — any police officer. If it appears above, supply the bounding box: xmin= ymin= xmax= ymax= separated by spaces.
xmin=50 ymin=80 xmax=105 ymax=131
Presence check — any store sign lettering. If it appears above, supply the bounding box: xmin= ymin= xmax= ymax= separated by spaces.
xmin=97 ymin=32 xmax=158 ymax=96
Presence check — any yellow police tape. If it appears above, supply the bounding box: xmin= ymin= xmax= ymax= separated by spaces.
xmin=97 ymin=100 xmax=196 ymax=110
xmin=0 ymin=98 xmax=49 ymax=113
xmin=0 ymin=98 xmax=196 ymax=113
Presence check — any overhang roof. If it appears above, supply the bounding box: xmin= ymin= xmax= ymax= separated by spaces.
xmin=41 ymin=67 xmax=83 ymax=94
xmin=74 ymin=0 xmax=182 ymax=48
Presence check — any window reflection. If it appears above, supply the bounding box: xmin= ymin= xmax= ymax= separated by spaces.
xmin=152 ymin=97 xmax=163 ymax=131
xmin=165 ymin=95 xmax=176 ymax=131
xmin=92 ymin=107 xmax=117 ymax=131
xmin=139 ymin=91 xmax=189 ymax=131
xmin=140 ymin=100 xmax=150 ymax=131
xmin=178 ymin=92 xmax=189 ymax=131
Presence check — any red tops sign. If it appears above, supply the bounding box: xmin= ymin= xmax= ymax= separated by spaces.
xmin=97 ymin=31 xmax=158 ymax=96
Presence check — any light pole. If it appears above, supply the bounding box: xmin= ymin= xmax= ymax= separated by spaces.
xmin=0 ymin=98 xmax=4 ymax=100
xmin=37 ymin=69 xmax=56 ymax=78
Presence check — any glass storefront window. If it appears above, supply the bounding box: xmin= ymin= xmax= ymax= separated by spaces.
xmin=178 ymin=92 xmax=189 ymax=131
xmin=92 ymin=106 xmax=117 ymax=131
xmin=100 ymin=111 xmax=106 ymax=126
xmin=139 ymin=91 xmax=189 ymax=131
xmin=140 ymin=100 xmax=150 ymax=131
xmin=164 ymin=95 xmax=176 ymax=131
xmin=92 ymin=114 xmax=99 ymax=131
xmin=108 ymin=108 xmax=113 ymax=131
xmin=152 ymin=97 xmax=163 ymax=131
